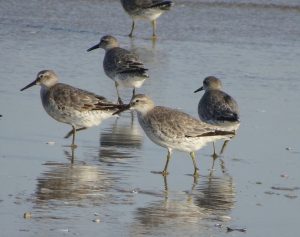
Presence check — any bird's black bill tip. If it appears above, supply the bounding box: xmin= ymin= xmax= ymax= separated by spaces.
xmin=87 ymin=44 xmax=100 ymax=52
xmin=20 ymin=80 xmax=37 ymax=91
xmin=194 ymin=87 xmax=204 ymax=93
xmin=113 ymin=104 xmax=131 ymax=115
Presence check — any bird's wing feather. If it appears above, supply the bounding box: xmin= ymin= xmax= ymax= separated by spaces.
xmin=200 ymin=91 xmax=239 ymax=122
xmin=107 ymin=48 xmax=148 ymax=74
xmin=146 ymin=107 xmax=229 ymax=138
xmin=50 ymin=84 xmax=118 ymax=112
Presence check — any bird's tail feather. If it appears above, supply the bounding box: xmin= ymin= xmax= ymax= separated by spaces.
xmin=150 ymin=1 xmax=174 ymax=11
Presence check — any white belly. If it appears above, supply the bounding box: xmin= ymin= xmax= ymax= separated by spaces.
xmin=134 ymin=10 xmax=164 ymax=21
xmin=115 ymin=75 xmax=146 ymax=89
xmin=44 ymin=103 xmax=114 ymax=128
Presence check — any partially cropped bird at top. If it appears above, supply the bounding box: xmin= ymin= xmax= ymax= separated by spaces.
xmin=120 ymin=0 xmax=174 ymax=38
xmin=20 ymin=70 xmax=120 ymax=147
xmin=87 ymin=35 xmax=149 ymax=104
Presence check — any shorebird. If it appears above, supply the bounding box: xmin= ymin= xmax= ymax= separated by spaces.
xmin=20 ymin=70 xmax=120 ymax=147
xmin=194 ymin=76 xmax=240 ymax=156
xmin=87 ymin=35 xmax=149 ymax=104
xmin=120 ymin=0 xmax=174 ymax=38
xmin=115 ymin=94 xmax=235 ymax=176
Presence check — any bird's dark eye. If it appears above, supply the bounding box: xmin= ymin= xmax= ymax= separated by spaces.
xmin=135 ymin=99 xmax=140 ymax=103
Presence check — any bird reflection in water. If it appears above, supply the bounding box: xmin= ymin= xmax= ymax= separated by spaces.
xmin=34 ymin=148 xmax=116 ymax=210
xmin=129 ymin=37 xmax=157 ymax=62
xmin=131 ymin=166 xmax=235 ymax=235
xmin=192 ymin=154 xmax=235 ymax=219
xmin=209 ymin=155 xmax=228 ymax=176
xmin=132 ymin=187 xmax=203 ymax=234
xmin=194 ymin=174 xmax=235 ymax=219
xmin=99 ymin=112 xmax=143 ymax=163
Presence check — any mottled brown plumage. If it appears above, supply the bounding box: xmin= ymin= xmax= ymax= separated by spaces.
xmin=21 ymin=70 xmax=119 ymax=147
xmin=116 ymin=94 xmax=234 ymax=176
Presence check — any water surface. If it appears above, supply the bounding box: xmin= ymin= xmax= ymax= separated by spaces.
xmin=1 ymin=0 xmax=300 ymax=236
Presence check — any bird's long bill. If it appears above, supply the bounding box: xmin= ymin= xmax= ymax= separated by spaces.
xmin=87 ymin=43 xmax=100 ymax=52
xmin=113 ymin=104 xmax=131 ymax=115
xmin=194 ymin=86 xmax=204 ymax=93
xmin=20 ymin=79 xmax=37 ymax=91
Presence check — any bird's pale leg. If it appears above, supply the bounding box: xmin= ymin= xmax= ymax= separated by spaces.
xmin=151 ymin=20 xmax=157 ymax=38
xmin=161 ymin=149 xmax=172 ymax=176
xmin=64 ymin=127 xmax=87 ymax=139
xmin=190 ymin=152 xmax=200 ymax=177
xmin=65 ymin=128 xmax=74 ymax=139
xmin=114 ymin=81 xmax=123 ymax=104
xmin=129 ymin=20 xmax=135 ymax=37
xmin=71 ymin=126 xmax=77 ymax=148
xmin=76 ymin=127 xmax=87 ymax=133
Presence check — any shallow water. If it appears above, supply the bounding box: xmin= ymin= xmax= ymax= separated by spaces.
xmin=1 ymin=0 xmax=300 ymax=236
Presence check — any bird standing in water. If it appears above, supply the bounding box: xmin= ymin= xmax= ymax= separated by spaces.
xmin=87 ymin=35 xmax=149 ymax=104
xmin=115 ymin=94 xmax=235 ymax=176
xmin=21 ymin=70 xmax=120 ymax=147
xmin=194 ymin=76 xmax=240 ymax=157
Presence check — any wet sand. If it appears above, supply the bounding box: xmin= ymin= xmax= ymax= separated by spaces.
xmin=1 ymin=0 xmax=300 ymax=236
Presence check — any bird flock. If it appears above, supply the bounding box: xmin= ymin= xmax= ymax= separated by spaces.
xmin=20 ymin=0 xmax=240 ymax=176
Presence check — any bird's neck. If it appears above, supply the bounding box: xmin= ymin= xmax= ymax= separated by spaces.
xmin=137 ymin=105 xmax=155 ymax=117
xmin=40 ymin=86 xmax=50 ymax=108
xmin=207 ymin=86 xmax=222 ymax=91
xmin=105 ymin=44 xmax=119 ymax=52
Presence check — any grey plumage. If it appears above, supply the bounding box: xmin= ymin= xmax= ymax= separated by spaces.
xmin=199 ymin=89 xmax=240 ymax=124
xmin=87 ymin=35 xmax=148 ymax=104
xmin=21 ymin=70 xmax=119 ymax=147
xmin=139 ymin=106 xmax=232 ymax=141
xmin=43 ymin=84 xmax=115 ymax=112
xmin=194 ymin=76 xmax=240 ymax=156
xmin=121 ymin=0 xmax=173 ymax=14
xmin=194 ymin=76 xmax=240 ymax=129
xmin=104 ymin=47 xmax=148 ymax=79
xmin=116 ymin=94 xmax=234 ymax=176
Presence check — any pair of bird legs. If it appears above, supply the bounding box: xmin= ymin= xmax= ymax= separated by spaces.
xmin=160 ymin=150 xmax=200 ymax=177
xmin=64 ymin=128 xmax=228 ymax=176
xmin=128 ymin=20 xmax=157 ymax=39
xmin=159 ymin=140 xmax=230 ymax=177
xmin=115 ymin=82 xmax=136 ymax=105
xmin=212 ymin=140 xmax=229 ymax=159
